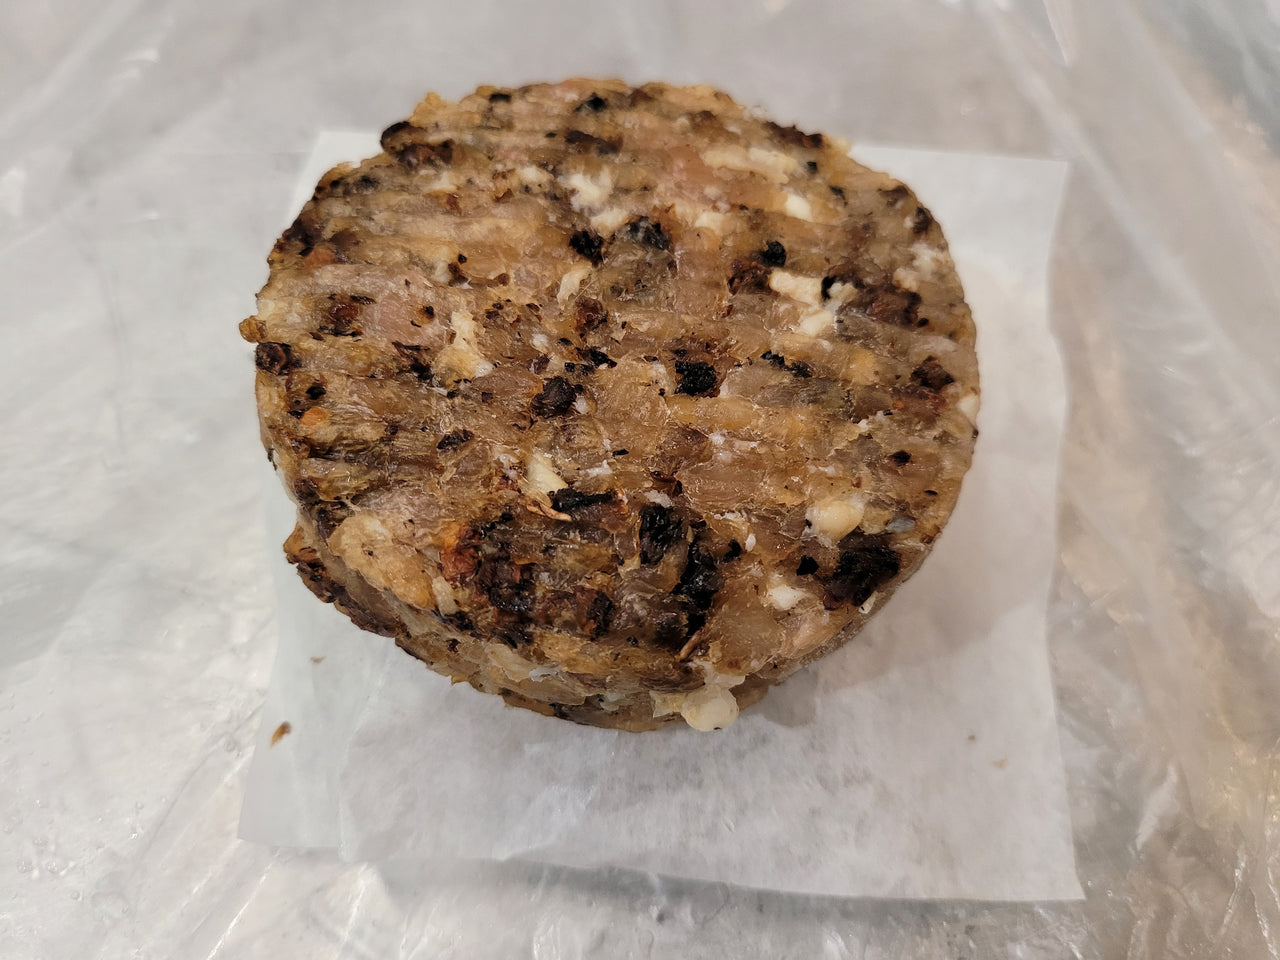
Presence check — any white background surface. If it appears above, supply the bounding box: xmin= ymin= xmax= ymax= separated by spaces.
xmin=240 ymin=135 xmax=1079 ymax=901
xmin=2 ymin=1 xmax=1279 ymax=957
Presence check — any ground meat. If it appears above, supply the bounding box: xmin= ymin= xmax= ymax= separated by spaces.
xmin=244 ymin=79 xmax=979 ymax=731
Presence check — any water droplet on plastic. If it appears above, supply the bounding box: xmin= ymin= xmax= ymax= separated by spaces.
xmin=43 ymin=857 xmax=71 ymax=876
xmin=91 ymin=891 xmax=130 ymax=920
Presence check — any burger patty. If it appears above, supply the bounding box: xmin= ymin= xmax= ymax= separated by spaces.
xmin=240 ymin=79 xmax=980 ymax=731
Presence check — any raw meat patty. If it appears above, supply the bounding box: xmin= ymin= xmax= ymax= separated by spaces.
xmin=240 ymin=79 xmax=979 ymax=731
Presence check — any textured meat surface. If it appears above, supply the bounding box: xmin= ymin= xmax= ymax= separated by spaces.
xmin=241 ymin=79 xmax=979 ymax=731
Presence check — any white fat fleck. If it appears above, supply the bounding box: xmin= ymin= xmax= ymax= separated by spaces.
xmin=893 ymin=266 xmax=922 ymax=293
xmin=769 ymin=270 xmax=823 ymax=306
xmin=451 ymin=310 xmax=479 ymax=338
xmin=806 ymin=494 xmax=867 ymax=543
xmin=916 ymin=334 xmax=961 ymax=357
xmin=765 ymin=576 xmax=810 ymax=612
xmin=573 ymin=395 xmax=588 ymax=414
xmin=914 ymin=242 xmax=951 ymax=274
xmin=432 ymin=260 xmax=452 ymax=284
xmin=557 ymin=264 xmax=592 ymax=303
xmin=783 ymin=192 xmax=814 ymax=221
xmin=701 ymin=144 xmax=800 ymax=183
xmin=693 ymin=210 xmax=731 ymax=234
xmin=957 ymin=392 xmax=980 ymax=424
xmin=562 ymin=170 xmax=614 ymax=210
xmin=431 ymin=576 xmax=458 ymax=616
xmin=647 ymin=359 xmax=676 ymax=394
xmin=710 ymin=431 xmax=727 ymax=447
xmin=531 ymin=332 xmax=549 ymax=350
xmin=589 ymin=206 xmax=632 ymax=235
xmin=489 ymin=645 xmax=535 ymax=682
xmin=643 ymin=490 xmax=674 ymax=508
xmin=825 ymin=280 xmax=856 ymax=306
xmin=582 ymin=463 xmax=613 ymax=478
xmin=671 ymin=200 xmax=701 ymax=224
xmin=859 ymin=514 xmax=887 ymax=535
xmin=423 ymin=171 xmax=458 ymax=194
xmin=679 ymin=684 xmax=740 ymax=731
xmin=517 ymin=165 xmax=552 ymax=187
xmin=748 ymin=146 xmax=802 ymax=178
xmin=744 ymin=532 xmax=757 ymax=552
xmin=436 ymin=310 xmax=493 ymax=380
xmin=797 ymin=307 xmax=836 ymax=337
xmin=859 ymin=594 xmax=878 ymax=615
xmin=327 ymin=514 xmax=392 ymax=589
xmin=528 ymin=664 xmax=562 ymax=683
xmin=701 ymin=145 xmax=749 ymax=170
xmin=525 ymin=450 xmax=567 ymax=493
xmin=693 ymin=664 xmax=747 ymax=688
xmin=650 ymin=690 xmax=683 ymax=719
xmin=894 ymin=243 xmax=952 ymax=293
xmin=651 ymin=669 xmax=745 ymax=728
xmin=597 ymin=690 xmax=628 ymax=713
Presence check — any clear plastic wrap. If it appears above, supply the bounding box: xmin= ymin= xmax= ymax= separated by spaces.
xmin=1 ymin=1 xmax=1278 ymax=957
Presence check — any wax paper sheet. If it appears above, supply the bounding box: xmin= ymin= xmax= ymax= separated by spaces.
xmin=2 ymin=0 xmax=1279 ymax=957
xmin=237 ymin=134 xmax=1078 ymax=900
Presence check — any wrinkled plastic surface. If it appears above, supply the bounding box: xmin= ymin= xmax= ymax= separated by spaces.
xmin=1 ymin=0 xmax=1278 ymax=957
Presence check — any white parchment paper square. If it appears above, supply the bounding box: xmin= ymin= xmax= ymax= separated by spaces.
xmin=240 ymin=134 xmax=1079 ymax=900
